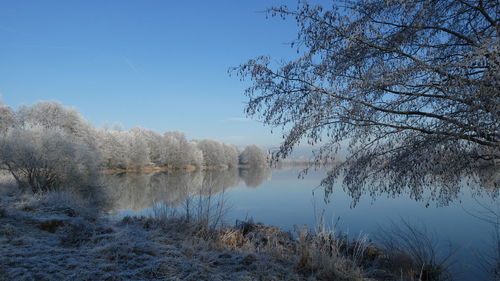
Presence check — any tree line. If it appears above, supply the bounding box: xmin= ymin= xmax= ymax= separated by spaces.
xmin=0 ymin=101 xmax=268 ymax=192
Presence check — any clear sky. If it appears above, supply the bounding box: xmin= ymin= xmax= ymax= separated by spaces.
xmin=0 ymin=0 xmax=326 ymax=148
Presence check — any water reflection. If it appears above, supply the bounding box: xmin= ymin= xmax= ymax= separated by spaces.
xmin=101 ymin=167 xmax=498 ymax=281
xmin=102 ymin=164 xmax=498 ymax=213
xmin=101 ymin=167 xmax=271 ymax=212
xmin=239 ymin=166 xmax=272 ymax=188
xmin=321 ymin=161 xmax=499 ymax=207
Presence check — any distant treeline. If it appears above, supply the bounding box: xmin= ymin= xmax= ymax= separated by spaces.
xmin=0 ymin=101 xmax=268 ymax=192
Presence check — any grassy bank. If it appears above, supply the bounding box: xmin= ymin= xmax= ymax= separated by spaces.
xmin=0 ymin=191 xmax=452 ymax=281
xmin=0 ymin=192 xmax=300 ymax=281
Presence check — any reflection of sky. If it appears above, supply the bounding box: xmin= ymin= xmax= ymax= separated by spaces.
xmin=106 ymin=168 xmax=496 ymax=280
xmin=226 ymin=169 xmax=496 ymax=281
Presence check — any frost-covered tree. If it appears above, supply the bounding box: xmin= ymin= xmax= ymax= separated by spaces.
xmin=239 ymin=145 xmax=268 ymax=167
xmin=161 ymin=132 xmax=181 ymax=167
xmin=17 ymin=101 xmax=96 ymax=145
xmin=163 ymin=131 xmax=197 ymax=167
xmin=126 ymin=130 xmax=150 ymax=169
xmin=188 ymin=141 xmax=204 ymax=167
xmin=0 ymin=125 xmax=98 ymax=192
xmin=0 ymin=102 xmax=101 ymax=192
xmin=196 ymin=139 xmax=227 ymax=167
xmin=222 ymin=144 xmax=240 ymax=168
xmin=0 ymin=100 xmax=265 ymax=179
xmin=97 ymin=130 xmax=129 ymax=169
xmin=235 ymin=0 xmax=499 ymax=203
xmin=0 ymin=101 xmax=15 ymax=133
xmin=130 ymin=128 xmax=164 ymax=166
xmin=96 ymin=129 xmax=151 ymax=170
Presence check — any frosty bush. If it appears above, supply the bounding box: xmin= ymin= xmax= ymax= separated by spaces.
xmin=0 ymin=125 xmax=99 ymax=193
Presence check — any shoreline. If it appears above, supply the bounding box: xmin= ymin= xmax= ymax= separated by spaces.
xmin=102 ymin=164 xmax=262 ymax=174
xmin=0 ymin=191 xmax=450 ymax=281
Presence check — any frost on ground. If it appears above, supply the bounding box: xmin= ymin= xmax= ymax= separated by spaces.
xmin=0 ymin=193 xmax=304 ymax=281
xmin=3 ymin=191 xmax=429 ymax=281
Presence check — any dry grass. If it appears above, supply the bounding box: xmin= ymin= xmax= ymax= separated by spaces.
xmin=294 ymin=224 xmax=368 ymax=281
xmin=376 ymin=219 xmax=455 ymax=281
xmin=2 ymin=192 xmax=302 ymax=281
xmin=1 ymin=188 xmax=461 ymax=281
xmin=207 ymin=218 xmax=377 ymax=280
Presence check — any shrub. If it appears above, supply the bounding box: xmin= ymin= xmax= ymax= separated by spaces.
xmin=0 ymin=126 xmax=99 ymax=193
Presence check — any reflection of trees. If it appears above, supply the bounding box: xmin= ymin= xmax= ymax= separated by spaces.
xmin=239 ymin=166 xmax=271 ymax=188
xmin=100 ymin=172 xmax=153 ymax=212
xmin=324 ymin=158 xmax=498 ymax=207
xmin=102 ymin=168 xmax=244 ymax=212
xmin=200 ymin=169 xmax=240 ymax=196
xmin=183 ymin=169 xmax=240 ymax=229
xmin=148 ymin=171 xmax=203 ymax=207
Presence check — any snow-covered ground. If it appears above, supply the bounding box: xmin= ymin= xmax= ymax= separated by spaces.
xmin=4 ymin=189 xmax=438 ymax=281
xmin=0 ymin=192 xmax=307 ymax=281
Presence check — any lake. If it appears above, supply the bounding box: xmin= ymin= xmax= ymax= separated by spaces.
xmin=102 ymin=167 xmax=498 ymax=281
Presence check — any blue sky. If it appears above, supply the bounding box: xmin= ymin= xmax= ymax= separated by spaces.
xmin=0 ymin=0 xmax=325 ymax=148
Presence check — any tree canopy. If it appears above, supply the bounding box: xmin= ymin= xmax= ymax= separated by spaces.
xmin=235 ymin=0 xmax=499 ymax=204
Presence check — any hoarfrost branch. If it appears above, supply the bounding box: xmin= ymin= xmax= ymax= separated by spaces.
xmin=234 ymin=0 xmax=499 ymax=204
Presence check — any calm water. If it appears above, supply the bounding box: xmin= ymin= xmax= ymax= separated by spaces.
xmin=102 ymin=168 xmax=498 ymax=281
